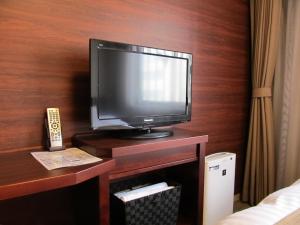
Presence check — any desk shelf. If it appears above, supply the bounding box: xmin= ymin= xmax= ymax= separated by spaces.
xmin=74 ymin=128 xmax=208 ymax=225
xmin=0 ymin=151 xmax=114 ymax=200
xmin=0 ymin=150 xmax=114 ymax=225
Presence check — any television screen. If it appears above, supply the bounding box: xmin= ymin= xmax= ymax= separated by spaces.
xmin=90 ymin=39 xmax=192 ymax=136
xmin=98 ymin=49 xmax=187 ymax=118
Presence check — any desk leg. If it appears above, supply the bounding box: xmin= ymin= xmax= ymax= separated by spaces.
xmin=99 ymin=173 xmax=110 ymax=225
xmin=197 ymin=142 xmax=206 ymax=225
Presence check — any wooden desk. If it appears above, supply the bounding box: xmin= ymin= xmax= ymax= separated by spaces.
xmin=0 ymin=151 xmax=115 ymax=225
xmin=73 ymin=128 xmax=208 ymax=225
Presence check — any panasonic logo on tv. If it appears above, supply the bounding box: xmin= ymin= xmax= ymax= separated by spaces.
xmin=144 ymin=118 xmax=154 ymax=123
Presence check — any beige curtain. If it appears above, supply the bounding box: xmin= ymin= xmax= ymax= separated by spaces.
xmin=274 ymin=0 xmax=300 ymax=189
xmin=242 ymin=0 xmax=282 ymax=205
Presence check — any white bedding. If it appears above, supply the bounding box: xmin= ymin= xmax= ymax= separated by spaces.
xmin=217 ymin=179 xmax=300 ymax=225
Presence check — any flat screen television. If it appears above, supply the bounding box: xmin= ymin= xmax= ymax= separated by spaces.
xmin=90 ymin=39 xmax=192 ymax=138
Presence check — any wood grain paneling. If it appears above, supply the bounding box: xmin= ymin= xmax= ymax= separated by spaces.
xmin=0 ymin=0 xmax=250 ymax=192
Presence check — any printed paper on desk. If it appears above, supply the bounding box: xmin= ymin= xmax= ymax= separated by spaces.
xmin=31 ymin=148 xmax=102 ymax=170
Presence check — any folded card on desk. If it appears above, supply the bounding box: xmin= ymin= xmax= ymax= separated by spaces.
xmin=114 ymin=182 xmax=175 ymax=202
xmin=31 ymin=147 xmax=102 ymax=170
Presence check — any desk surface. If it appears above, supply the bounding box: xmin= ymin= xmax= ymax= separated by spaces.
xmin=74 ymin=128 xmax=208 ymax=157
xmin=0 ymin=151 xmax=115 ymax=201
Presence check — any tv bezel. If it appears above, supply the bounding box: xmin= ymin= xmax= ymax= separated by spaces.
xmin=90 ymin=39 xmax=192 ymax=130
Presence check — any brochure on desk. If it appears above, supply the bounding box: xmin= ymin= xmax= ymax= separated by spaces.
xmin=31 ymin=147 xmax=102 ymax=170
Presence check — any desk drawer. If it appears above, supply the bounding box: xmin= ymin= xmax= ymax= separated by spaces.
xmin=109 ymin=145 xmax=197 ymax=180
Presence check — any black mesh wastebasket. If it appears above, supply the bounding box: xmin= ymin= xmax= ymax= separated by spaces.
xmin=111 ymin=180 xmax=181 ymax=225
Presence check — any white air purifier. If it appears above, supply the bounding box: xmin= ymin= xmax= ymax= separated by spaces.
xmin=203 ymin=152 xmax=236 ymax=225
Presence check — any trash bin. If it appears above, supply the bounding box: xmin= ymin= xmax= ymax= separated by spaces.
xmin=111 ymin=178 xmax=181 ymax=225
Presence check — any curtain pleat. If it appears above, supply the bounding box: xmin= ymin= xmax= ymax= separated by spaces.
xmin=242 ymin=0 xmax=282 ymax=205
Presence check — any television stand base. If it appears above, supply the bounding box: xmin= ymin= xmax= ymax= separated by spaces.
xmin=120 ymin=128 xmax=173 ymax=139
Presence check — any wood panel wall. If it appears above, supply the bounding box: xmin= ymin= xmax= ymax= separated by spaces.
xmin=0 ymin=0 xmax=250 ymax=192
